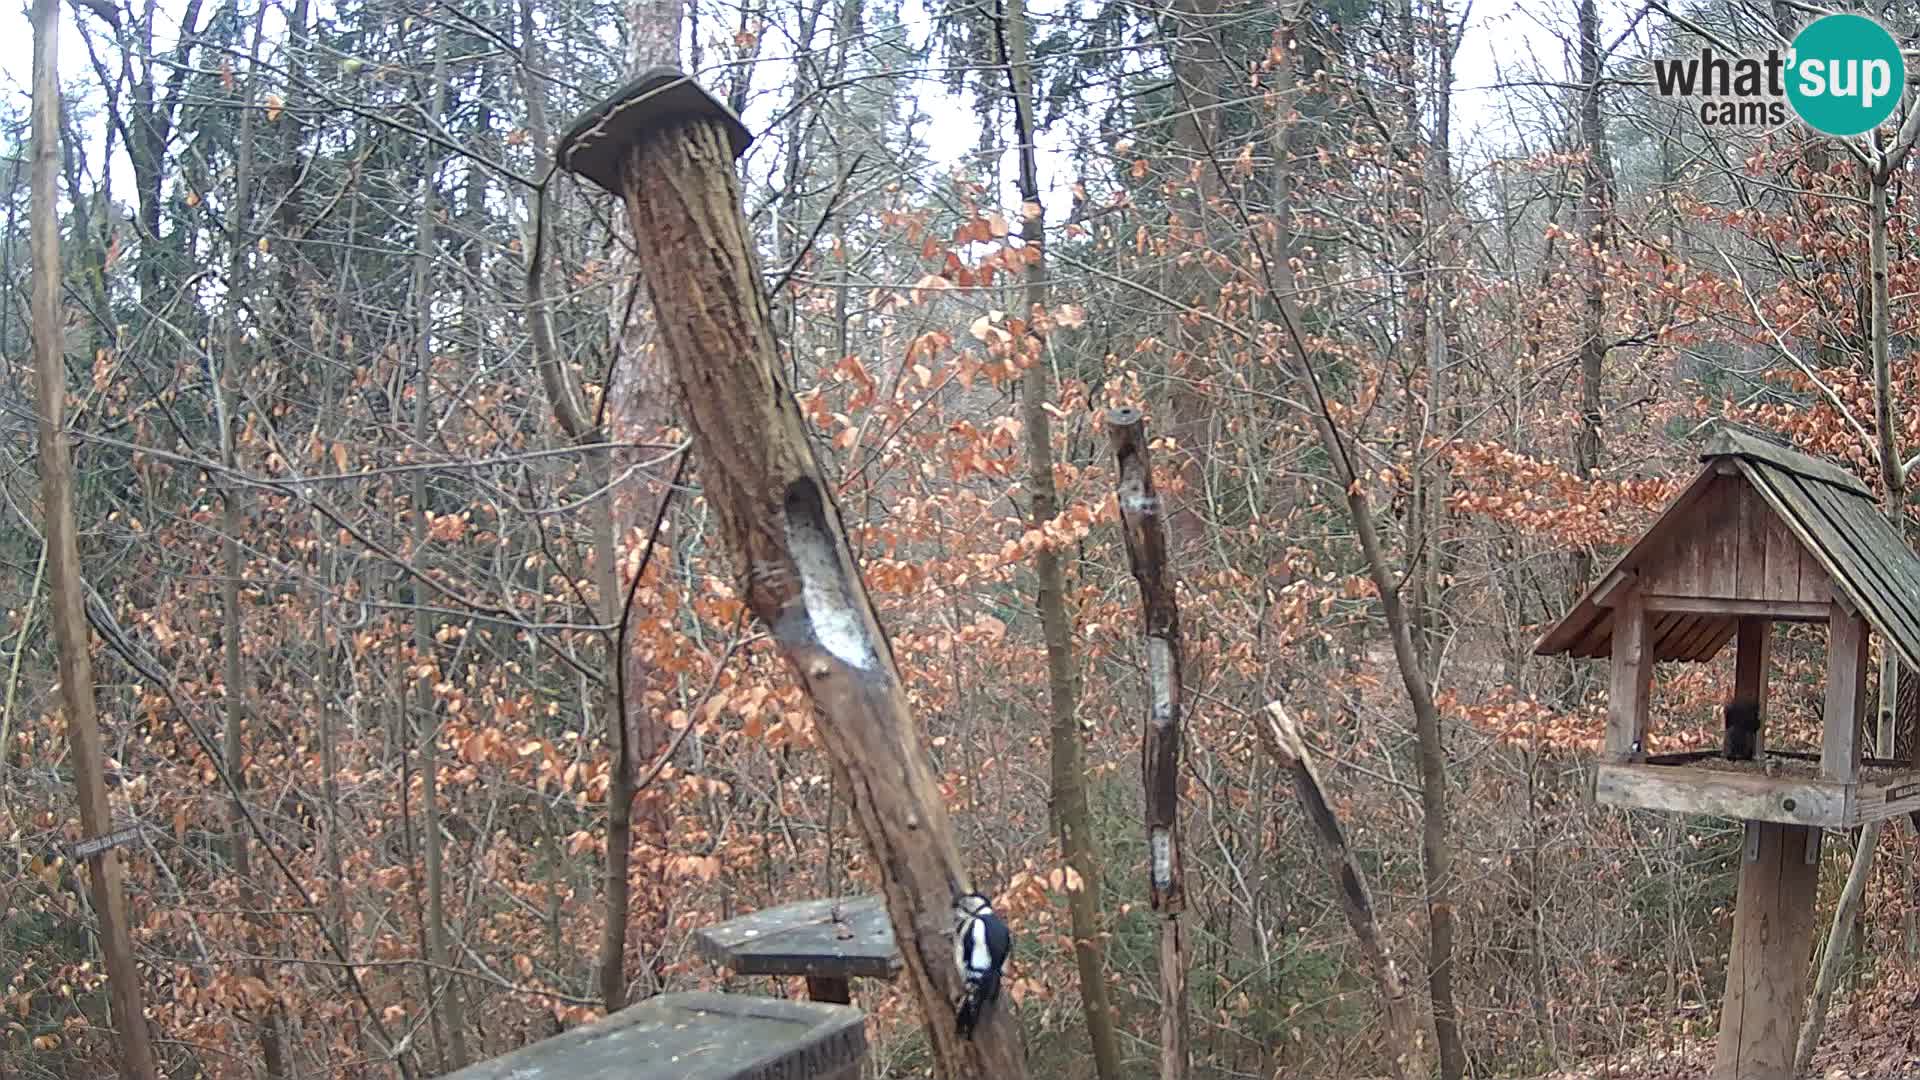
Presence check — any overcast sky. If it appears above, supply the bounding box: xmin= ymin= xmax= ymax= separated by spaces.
xmin=0 ymin=0 xmax=1593 ymax=220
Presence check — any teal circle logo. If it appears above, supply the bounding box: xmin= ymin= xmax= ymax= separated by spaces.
xmin=1787 ymin=14 xmax=1905 ymax=136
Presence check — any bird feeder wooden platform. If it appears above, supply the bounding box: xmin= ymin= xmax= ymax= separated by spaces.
xmin=694 ymin=895 xmax=902 ymax=1005
xmin=1536 ymin=429 xmax=1920 ymax=1080
xmin=439 ymin=992 xmax=866 ymax=1079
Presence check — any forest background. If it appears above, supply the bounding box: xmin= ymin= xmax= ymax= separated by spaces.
xmin=5 ymin=0 xmax=1920 ymax=1075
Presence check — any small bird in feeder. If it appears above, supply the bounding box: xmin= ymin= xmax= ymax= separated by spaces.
xmin=1723 ymin=701 xmax=1761 ymax=761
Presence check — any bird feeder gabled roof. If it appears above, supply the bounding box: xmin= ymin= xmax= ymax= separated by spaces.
xmin=1534 ymin=428 xmax=1920 ymax=673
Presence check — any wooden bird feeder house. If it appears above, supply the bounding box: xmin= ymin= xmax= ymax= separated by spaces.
xmin=1536 ymin=428 xmax=1920 ymax=1079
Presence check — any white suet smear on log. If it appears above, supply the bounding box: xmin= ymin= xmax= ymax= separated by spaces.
xmin=783 ymin=479 xmax=879 ymax=671
xmin=1148 ymin=638 xmax=1174 ymax=726
xmin=1150 ymin=827 xmax=1173 ymax=892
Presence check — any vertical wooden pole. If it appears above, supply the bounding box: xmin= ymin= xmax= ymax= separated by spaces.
xmin=806 ymin=976 xmax=852 ymax=1005
xmin=1734 ymin=617 xmax=1772 ymax=756
xmin=1107 ymin=409 xmax=1190 ymax=1080
xmin=1605 ymin=592 xmax=1653 ymax=759
xmin=30 ymin=1 xmax=160 ymax=1075
xmin=1822 ymin=605 xmax=1869 ymax=782
xmin=1713 ymin=822 xmax=1819 ymax=1080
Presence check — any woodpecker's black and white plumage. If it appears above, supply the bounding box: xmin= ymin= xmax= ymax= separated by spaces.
xmin=953 ymin=892 xmax=1011 ymax=1039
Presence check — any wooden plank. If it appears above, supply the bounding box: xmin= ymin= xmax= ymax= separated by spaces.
xmin=1711 ymin=429 xmax=1872 ymax=497
xmin=71 ymin=825 xmax=144 ymax=860
xmin=1800 ymin=555 xmax=1830 ymax=603
xmin=1537 ymin=466 xmax=1726 ymax=657
xmin=1649 ymin=612 xmax=1697 ymax=661
xmin=1607 ymin=592 xmax=1655 ymax=759
xmin=1569 ymin=611 xmax=1616 ymax=660
xmin=1735 ymin=480 xmax=1771 ymax=600
xmin=1591 ymin=568 xmax=1636 ymax=608
xmin=1745 ymin=468 xmax=1842 ymax=606
xmin=1663 ymin=477 xmax=1721 ymax=597
xmin=1593 ymin=763 xmax=1847 ymax=826
xmin=1753 ymin=498 xmax=1809 ymax=604
xmin=1847 ymin=770 xmax=1920 ymax=825
xmin=1800 ymin=477 xmax=1920 ymax=669
xmin=1641 ymin=596 xmax=1830 ymax=620
xmin=1823 ymin=603 xmax=1870 ymax=782
xmin=1756 ymin=466 xmax=1920 ymax=663
xmin=1696 ymin=621 xmax=1740 ymax=664
xmin=1676 ymin=614 xmax=1731 ymax=661
xmin=1734 ymin=618 xmax=1772 ymax=757
xmin=1703 ymin=478 xmax=1741 ymax=598
xmin=1711 ymin=822 xmax=1820 ymax=1080
xmin=693 ymin=895 xmax=901 ymax=981
xmin=1799 ymin=479 xmax=1910 ymax=622
xmin=1538 ymin=610 xmax=1608 ymax=659
xmin=441 ymin=992 xmax=868 ymax=1080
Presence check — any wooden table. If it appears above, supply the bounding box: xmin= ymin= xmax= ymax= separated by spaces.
xmin=439 ymin=992 xmax=866 ymax=1080
xmin=693 ymin=895 xmax=902 ymax=1004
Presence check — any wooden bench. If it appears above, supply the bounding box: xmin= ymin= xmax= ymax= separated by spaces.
xmin=440 ymin=992 xmax=866 ymax=1079
xmin=693 ymin=895 xmax=901 ymax=1004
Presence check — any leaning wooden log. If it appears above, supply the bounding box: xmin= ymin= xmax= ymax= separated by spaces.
xmin=1106 ymin=408 xmax=1190 ymax=1079
xmin=555 ymin=70 xmax=1030 ymax=1079
xmin=1258 ymin=703 xmax=1428 ymax=1080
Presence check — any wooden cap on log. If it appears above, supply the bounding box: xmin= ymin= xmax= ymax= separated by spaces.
xmin=556 ymin=68 xmax=751 ymax=194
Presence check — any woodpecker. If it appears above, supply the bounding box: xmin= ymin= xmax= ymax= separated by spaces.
xmin=953 ymin=892 xmax=1011 ymax=1039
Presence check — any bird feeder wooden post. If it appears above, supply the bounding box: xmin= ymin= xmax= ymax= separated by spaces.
xmin=554 ymin=70 xmax=1030 ymax=1080
xmin=1537 ymin=429 xmax=1920 ymax=1080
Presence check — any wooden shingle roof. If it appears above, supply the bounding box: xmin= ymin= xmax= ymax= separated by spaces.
xmin=1535 ymin=429 xmax=1920 ymax=672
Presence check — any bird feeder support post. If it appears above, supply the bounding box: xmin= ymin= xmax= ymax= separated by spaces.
xmin=806 ymin=977 xmax=852 ymax=1005
xmin=1713 ymin=822 xmax=1819 ymax=1080
xmin=1733 ymin=617 xmax=1771 ymax=757
xmin=1823 ymin=602 xmax=1869 ymax=783
xmin=552 ymin=70 xmax=1029 ymax=1080
xmin=1605 ymin=590 xmax=1653 ymax=760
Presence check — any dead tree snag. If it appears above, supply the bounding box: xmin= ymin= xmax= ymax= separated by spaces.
xmin=556 ymin=70 xmax=1030 ymax=1080
xmin=1259 ymin=704 xmax=1428 ymax=1080
xmin=1106 ymin=408 xmax=1189 ymax=1079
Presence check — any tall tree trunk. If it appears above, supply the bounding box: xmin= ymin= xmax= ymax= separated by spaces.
xmin=998 ymin=4 xmax=1122 ymax=1075
xmin=1395 ymin=0 xmax=1437 ymax=677
xmin=1423 ymin=0 xmax=1461 ymax=681
xmin=1570 ymin=0 xmax=1611 ymax=601
xmin=410 ymin=27 xmax=469 ymax=1070
xmin=520 ymin=0 xmax=642 ymax=1011
xmin=217 ymin=11 xmax=286 ymax=1073
xmin=1161 ymin=0 xmax=1225 ymax=550
xmin=30 ymin=1 xmax=159 ymax=1073
xmin=605 ymin=0 xmax=686 ymax=1010
xmin=1797 ymin=149 xmax=1912 ymax=1071
xmin=1252 ymin=263 xmax=1463 ymax=1080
